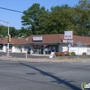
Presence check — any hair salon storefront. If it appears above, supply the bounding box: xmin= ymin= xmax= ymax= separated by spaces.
xmin=32 ymin=44 xmax=58 ymax=54
xmin=29 ymin=36 xmax=59 ymax=54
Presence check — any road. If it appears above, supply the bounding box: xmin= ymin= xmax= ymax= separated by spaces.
xmin=0 ymin=59 xmax=90 ymax=90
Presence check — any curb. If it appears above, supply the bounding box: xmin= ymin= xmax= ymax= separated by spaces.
xmin=0 ymin=56 xmax=90 ymax=62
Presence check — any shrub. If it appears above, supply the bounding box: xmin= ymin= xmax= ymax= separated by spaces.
xmin=71 ymin=52 xmax=76 ymax=56
xmin=82 ymin=52 xmax=86 ymax=55
xmin=55 ymin=52 xmax=60 ymax=56
xmin=55 ymin=52 xmax=63 ymax=56
xmin=59 ymin=52 xmax=63 ymax=56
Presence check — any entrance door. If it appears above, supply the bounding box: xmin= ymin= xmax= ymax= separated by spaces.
xmin=33 ymin=49 xmax=41 ymax=54
xmin=33 ymin=45 xmax=43 ymax=54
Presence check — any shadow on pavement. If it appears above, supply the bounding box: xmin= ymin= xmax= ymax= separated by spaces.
xmin=19 ymin=62 xmax=81 ymax=90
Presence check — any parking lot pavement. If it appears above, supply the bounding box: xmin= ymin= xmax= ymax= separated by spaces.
xmin=0 ymin=55 xmax=90 ymax=63
xmin=0 ymin=52 xmax=90 ymax=58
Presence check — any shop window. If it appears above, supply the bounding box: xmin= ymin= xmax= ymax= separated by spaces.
xmin=24 ymin=46 xmax=29 ymax=50
xmin=0 ymin=44 xmax=3 ymax=50
xmin=18 ymin=46 xmax=22 ymax=50
xmin=8 ymin=44 xmax=12 ymax=50
xmin=33 ymin=45 xmax=38 ymax=49
xmin=9 ymin=46 xmax=12 ymax=49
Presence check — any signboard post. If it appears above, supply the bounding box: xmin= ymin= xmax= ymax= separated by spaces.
xmin=77 ymin=41 xmax=82 ymax=60
xmin=64 ymin=31 xmax=73 ymax=53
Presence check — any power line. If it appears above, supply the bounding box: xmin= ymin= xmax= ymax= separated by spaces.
xmin=0 ymin=7 xmax=23 ymax=13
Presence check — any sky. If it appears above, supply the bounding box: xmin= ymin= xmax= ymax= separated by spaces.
xmin=0 ymin=0 xmax=79 ymax=29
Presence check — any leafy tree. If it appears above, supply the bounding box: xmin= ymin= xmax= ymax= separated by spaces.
xmin=47 ymin=5 xmax=76 ymax=34
xmin=74 ymin=0 xmax=90 ymax=36
xmin=10 ymin=27 xmax=18 ymax=38
xmin=0 ymin=25 xmax=7 ymax=37
xmin=21 ymin=3 xmax=47 ymax=35
xmin=0 ymin=25 xmax=19 ymax=38
xmin=21 ymin=3 xmax=79 ymax=35
xmin=18 ymin=27 xmax=32 ymax=37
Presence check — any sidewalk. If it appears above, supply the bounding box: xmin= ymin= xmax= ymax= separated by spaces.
xmin=0 ymin=55 xmax=90 ymax=62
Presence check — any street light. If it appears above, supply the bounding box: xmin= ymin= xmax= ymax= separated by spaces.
xmin=0 ymin=20 xmax=10 ymax=57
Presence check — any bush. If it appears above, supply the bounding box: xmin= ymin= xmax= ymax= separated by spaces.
xmin=82 ymin=52 xmax=86 ymax=55
xmin=59 ymin=52 xmax=63 ymax=56
xmin=55 ymin=52 xmax=60 ymax=56
xmin=55 ymin=52 xmax=63 ymax=56
xmin=71 ymin=52 xmax=76 ymax=56
xmin=55 ymin=51 xmax=70 ymax=56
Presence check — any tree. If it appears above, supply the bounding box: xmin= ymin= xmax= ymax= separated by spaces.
xmin=21 ymin=2 xmax=90 ymax=36
xmin=74 ymin=0 xmax=90 ymax=36
xmin=0 ymin=25 xmax=7 ymax=37
xmin=10 ymin=27 xmax=18 ymax=38
xmin=0 ymin=25 xmax=19 ymax=38
xmin=21 ymin=3 xmax=47 ymax=35
xmin=18 ymin=27 xmax=32 ymax=37
xmin=47 ymin=5 xmax=76 ymax=34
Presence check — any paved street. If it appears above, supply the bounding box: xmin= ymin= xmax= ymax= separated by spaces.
xmin=0 ymin=59 xmax=90 ymax=90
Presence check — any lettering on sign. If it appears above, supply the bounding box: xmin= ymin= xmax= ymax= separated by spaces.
xmin=64 ymin=31 xmax=73 ymax=39
xmin=33 ymin=36 xmax=43 ymax=41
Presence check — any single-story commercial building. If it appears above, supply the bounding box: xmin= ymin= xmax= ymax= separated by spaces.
xmin=0 ymin=34 xmax=90 ymax=55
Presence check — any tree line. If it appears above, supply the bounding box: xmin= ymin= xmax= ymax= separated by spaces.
xmin=0 ymin=0 xmax=90 ymax=38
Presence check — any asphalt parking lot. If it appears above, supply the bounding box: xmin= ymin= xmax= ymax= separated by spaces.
xmin=0 ymin=52 xmax=49 ymax=58
xmin=0 ymin=52 xmax=90 ymax=63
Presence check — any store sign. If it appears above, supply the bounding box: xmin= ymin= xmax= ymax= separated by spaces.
xmin=64 ymin=31 xmax=73 ymax=39
xmin=33 ymin=36 xmax=43 ymax=41
xmin=63 ymin=40 xmax=73 ymax=43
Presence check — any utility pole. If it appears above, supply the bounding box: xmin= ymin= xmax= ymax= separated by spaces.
xmin=7 ymin=22 xmax=10 ymax=57
xmin=0 ymin=20 xmax=10 ymax=57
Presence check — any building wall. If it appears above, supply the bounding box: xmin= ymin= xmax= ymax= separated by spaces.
xmin=87 ymin=48 xmax=90 ymax=55
xmin=3 ymin=45 xmax=6 ymax=52
xmin=69 ymin=47 xmax=90 ymax=55
xmin=13 ymin=45 xmax=27 ymax=53
xmin=59 ymin=44 xmax=90 ymax=55
xmin=12 ymin=45 xmax=16 ymax=52
xmin=1 ymin=44 xmax=90 ymax=55
xmin=61 ymin=44 xmax=68 ymax=52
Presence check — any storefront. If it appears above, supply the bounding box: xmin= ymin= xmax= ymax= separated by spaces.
xmin=31 ymin=44 xmax=59 ymax=54
xmin=32 ymin=45 xmax=43 ymax=54
xmin=43 ymin=44 xmax=59 ymax=54
xmin=31 ymin=36 xmax=59 ymax=54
